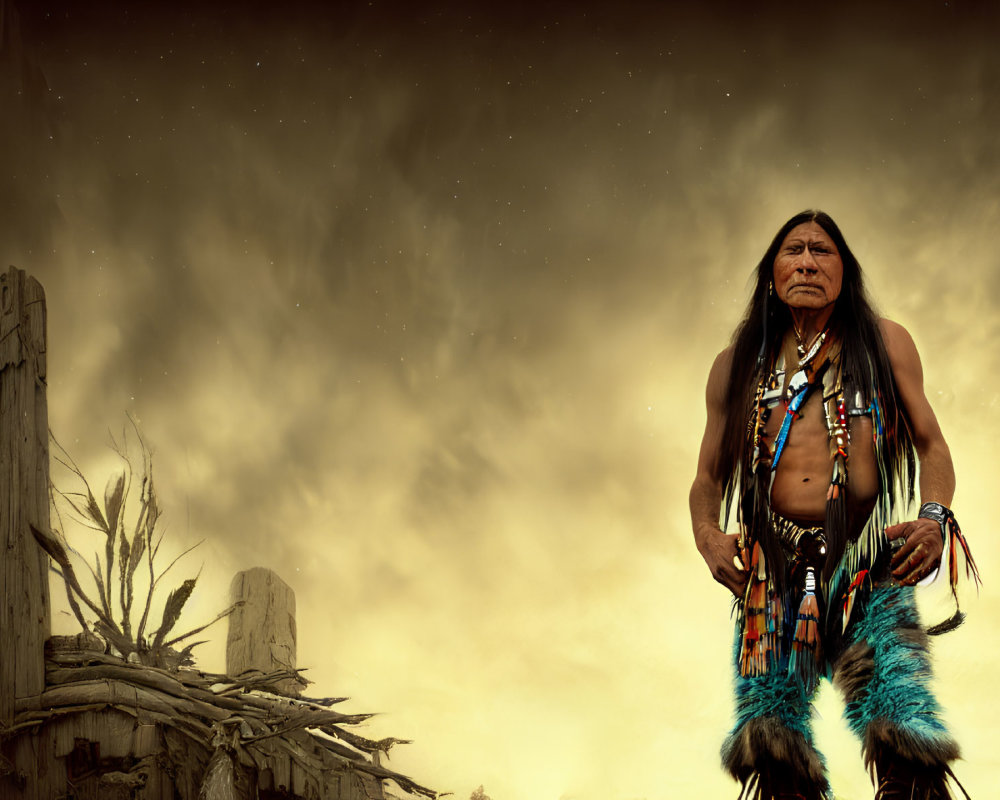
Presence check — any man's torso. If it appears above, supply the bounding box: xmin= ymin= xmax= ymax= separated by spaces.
xmin=762 ymin=332 xmax=880 ymax=526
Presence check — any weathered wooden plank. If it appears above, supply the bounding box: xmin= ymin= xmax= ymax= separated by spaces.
xmin=272 ymin=752 xmax=290 ymax=792
xmin=29 ymin=713 xmax=176 ymax=800
xmin=226 ymin=568 xmax=299 ymax=696
xmin=257 ymin=767 xmax=274 ymax=791
xmin=91 ymin=712 xmax=137 ymax=759
xmin=5 ymin=721 xmax=59 ymax=800
xmin=33 ymin=715 xmax=53 ymax=799
xmin=17 ymin=679 xmax=229 ymax=723
xmin=163 ymin=726 xmax=210 ymax=800
xmin=46 ymin=663 xmax=237 ymax=712
xmin=150 ymin=765 xmax=175 ymax=800
xmin=133 ymin=722 xmax=161 ymax=757
xmin=349 ymin=771 xmax=364 ymax=800
xmin=4 ymin=733 xmax=32 ymax=797
xmin=0 ymin=266 xmax=51 ymax=733
xmin=52 ymin=716 xmax=77 ymax=757
xmin=290 ymin=760 xmax=308 ymax=798
xmin=351 ymin=769 xmax=378 ymax=800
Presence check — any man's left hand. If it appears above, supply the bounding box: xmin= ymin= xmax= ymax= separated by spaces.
xmin=886 ymin=519 xmax=943 ymax=586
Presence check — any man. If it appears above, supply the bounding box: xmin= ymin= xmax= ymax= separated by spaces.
xmin=689 ymin=210 xmax=978 ymax=799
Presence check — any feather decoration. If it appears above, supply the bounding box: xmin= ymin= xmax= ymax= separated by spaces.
xmin=945 ymin=513 xmax=981 ymax=593
xmin=922 ymin=510 xmax=982 ymax=638
xmin=925 ymin=609 xmax=965 ymax=637
xmin=788 ymin=567 xmax=823 ymax=692
xmin=738 ymin=542 xmax=781 ymax=677
xmin=841 ymin=569 xmax=870 ymax=631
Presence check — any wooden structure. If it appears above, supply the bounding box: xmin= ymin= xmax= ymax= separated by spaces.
xmin=0 ymin=268 xmax=436 ymax=799
xmin=0 ymin=266 xmax=51 ymax=728
xmin=228 ymin=568 xmax=301 ymax=697
xmin=2 ymin=635 xmax=434 ymax=799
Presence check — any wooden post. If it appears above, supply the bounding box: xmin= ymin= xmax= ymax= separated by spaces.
xmin=0 ymin=266 xmax=51 ymax=727
xmin=226 ymin=568 xmax=299 ymax=695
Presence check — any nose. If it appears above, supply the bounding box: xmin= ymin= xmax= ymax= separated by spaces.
xmin=796 ymin=249 xmax=818 ymax=272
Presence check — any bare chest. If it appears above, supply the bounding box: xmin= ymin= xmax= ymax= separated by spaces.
xmin=761 ymin=384 xmax=878 ymax=518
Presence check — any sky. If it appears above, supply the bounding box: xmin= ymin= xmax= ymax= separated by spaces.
xmin=3 ymin=1 xmax=1000 ymax=798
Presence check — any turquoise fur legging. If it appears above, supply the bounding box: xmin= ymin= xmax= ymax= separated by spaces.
xmin=721 ymin=585 xmax=959 ymax=796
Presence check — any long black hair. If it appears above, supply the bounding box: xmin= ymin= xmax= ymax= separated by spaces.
xmin=716 ymin=210 xmax=916 ymax=582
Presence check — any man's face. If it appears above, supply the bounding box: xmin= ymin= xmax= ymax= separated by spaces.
xmin=773 ymin=221 xmax=843 ymax=312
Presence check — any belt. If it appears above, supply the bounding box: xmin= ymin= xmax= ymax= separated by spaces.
xmin=770 ymin=513 xmax=828 ymax=568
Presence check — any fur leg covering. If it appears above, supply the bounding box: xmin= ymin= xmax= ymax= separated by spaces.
xmin=868 ymin=742 xmax=971 ymax=799
xmin=834 ymin=585 xmax=965 ymax=797
xmin=722 ymin=641 xmax=829 ymax=799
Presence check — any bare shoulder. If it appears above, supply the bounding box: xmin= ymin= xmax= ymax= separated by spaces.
xmin=878 ymin=318 xmax=923 ymax=380
xmin=706 ymin=346 xmax=734 ymax=404
xmin=877 ymin=321 xmax=946 ymax=450
xmin=878 ymin=318 xmax=920 ymax=362
xmin=710 ymin=345 xmax=735 ymax=377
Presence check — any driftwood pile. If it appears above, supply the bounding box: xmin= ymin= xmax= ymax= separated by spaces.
xmin=3 ymin=635 xmax=436 ymax=800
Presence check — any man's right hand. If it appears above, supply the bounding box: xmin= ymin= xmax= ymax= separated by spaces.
xmin=698 ymin=530 xmax=748 ymax=597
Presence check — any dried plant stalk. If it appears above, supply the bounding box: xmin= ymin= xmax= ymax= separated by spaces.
xmin=43 ymin=425 xmax=234 ymax=669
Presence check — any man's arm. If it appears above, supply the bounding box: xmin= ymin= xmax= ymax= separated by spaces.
xmin=880 ymin=319 xmax=954 ymax=584
xmin=690 ymin=347 xmax=747 ymax=597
